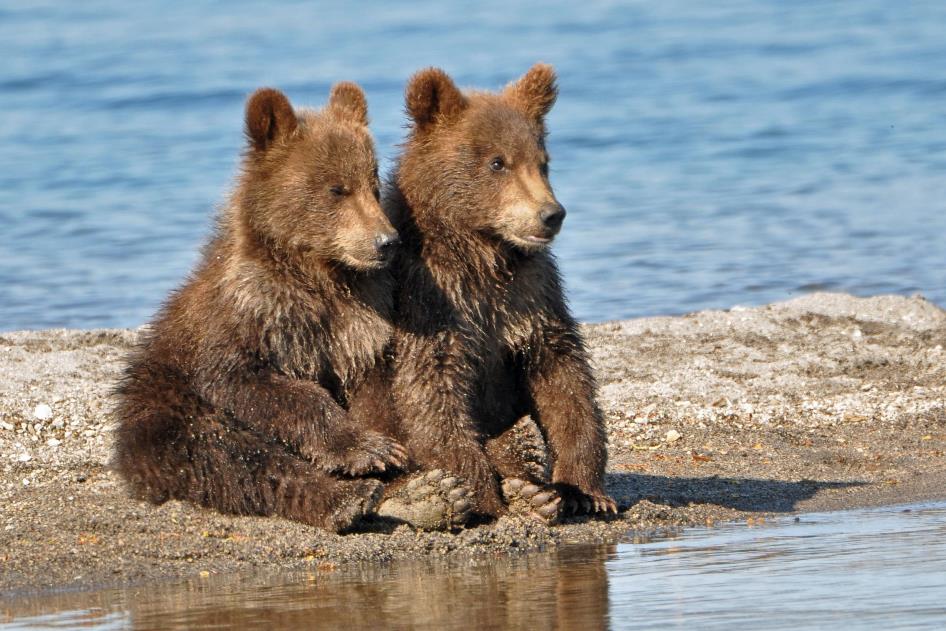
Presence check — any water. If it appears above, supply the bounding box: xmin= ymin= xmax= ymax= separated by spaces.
xmin=3 ymin=502 xmax=945 ymax=629
xmin=3 ymin=1 xmax=946 ymax=331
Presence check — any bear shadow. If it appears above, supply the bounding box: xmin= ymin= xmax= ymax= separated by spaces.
xmin=605 ymin=472 xmax=866 ymax=513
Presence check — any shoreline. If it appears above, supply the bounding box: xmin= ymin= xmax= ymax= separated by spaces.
xmin=2 ymin=292 xmax=945 ymax=595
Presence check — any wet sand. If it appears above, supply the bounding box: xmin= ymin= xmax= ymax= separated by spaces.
xmin=2 ymin=293 xmax=944 ymax=595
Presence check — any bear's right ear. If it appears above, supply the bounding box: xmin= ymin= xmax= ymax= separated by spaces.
xmin=245 ymin=88 xmax=298 ymax=152
xmin=405 ymin=68 xmax=465 ymax=131
xmin=327 ymin=81 xmax=369 ymax=126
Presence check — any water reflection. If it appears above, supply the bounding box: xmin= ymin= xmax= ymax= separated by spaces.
xmin=4 ymin=503 xmax=946 ymax=630
xmin=1 ymin=545 xmax=613 ymax=630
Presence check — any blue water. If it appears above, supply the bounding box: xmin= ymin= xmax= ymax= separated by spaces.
xmin=3 ymin=502 xmax=946 ymax=629
xmin=3 ymin=0 xmax=946 ymax=331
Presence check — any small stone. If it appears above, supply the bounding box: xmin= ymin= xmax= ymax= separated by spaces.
xmin=665 ymin=429 xmax=682 ymax=444
xmin=17 ymin=453 xmax=31 ymax=462
xmin=51 ymin=418 xmax=65 ymax=429
xmin=47 ymin=438 xmax=62 ymax=447
xmin=33 ymin=404 xmax=53 ymax=421
xmin=0 ymin=421 xmax=13 ymax=431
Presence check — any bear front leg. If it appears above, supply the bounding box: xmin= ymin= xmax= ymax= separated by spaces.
xmin=391 ymin=331 xmax=505 ymax=517
xmin=198 ymin=368 xmax=407 ymax=475
xmin=527 ymin=325 xmax=617 ymax=515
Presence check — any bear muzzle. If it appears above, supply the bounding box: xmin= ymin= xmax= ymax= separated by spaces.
xmin=539 ymin=202 xmax=566 ymax=233
xmin=523 ymin=202 xmax=566 ymax=245
xmin=374 ymin=231 xmax=401 ymax=264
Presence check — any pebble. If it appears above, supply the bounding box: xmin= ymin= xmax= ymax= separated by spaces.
xmin=51 ymin=418 xmax=65 ymax=429
xmin=47 ymin=438 xmax=62 ymax=448
xmin=33 ymin=404 xmax=53 ymax=421
xmin=0 ymin=421 xmax=14 ymax=431
xmin=17 ymin=453 xmax=32 ymax=462
xmin=665 ymin=429 xmax=682 ymax=443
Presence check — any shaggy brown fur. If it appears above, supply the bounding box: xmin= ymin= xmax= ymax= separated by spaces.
xmin=384 ymin=64 xmax=617 ymax=519
xmin=113 ymin=84 xmax=407 ymax=532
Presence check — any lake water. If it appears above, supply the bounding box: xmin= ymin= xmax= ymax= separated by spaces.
xmin=3 ymin=0 xmax=946 ymax=331
xmin=3 ymin=502 xmax=945 ymax=629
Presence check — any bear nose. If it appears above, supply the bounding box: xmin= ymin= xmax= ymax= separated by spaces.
xmin=539 ymin=203 xmax=566 ymax=231
xmin=375 ymin=231 xmax=400 ymax=259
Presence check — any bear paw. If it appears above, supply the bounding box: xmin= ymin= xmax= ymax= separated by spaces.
xmin=376 ymin=469 xmax=472 ymax=531
xmin=319 ymin=431 xmax=408 ymax=476
xmin=557 ymin=486 xmax=619 ymax=516
xmin=325 ymin=479 xmax=384 ymax=533
xmin=501 ymin=478 xmax=563 ymax=526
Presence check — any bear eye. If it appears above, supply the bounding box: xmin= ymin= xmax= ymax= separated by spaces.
xmin=329 ymin=185 xmax=349 ymax=197
xmin=539 ymin=161 xmax=550 ymax=177
xmin=489 ymin=157 xmax=506 ymax=173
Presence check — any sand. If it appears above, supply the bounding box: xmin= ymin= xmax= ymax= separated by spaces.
xmin=1 ymin=292 xmax=944 ymax=595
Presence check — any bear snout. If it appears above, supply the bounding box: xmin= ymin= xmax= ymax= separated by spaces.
xmin=374 ymin=231 xmax=401 ymax=262
xmin=539 ymin=202 xmax=566 ymax=233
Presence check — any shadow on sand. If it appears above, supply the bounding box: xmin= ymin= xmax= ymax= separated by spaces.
xmin=606 ymin=472 xmax=865 ymax=513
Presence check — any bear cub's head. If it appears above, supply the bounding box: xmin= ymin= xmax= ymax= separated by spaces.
xmin=400 ymin=63 xmax=566 ymax=252
xmin=241 ymin=84 xmax=398 ymax=271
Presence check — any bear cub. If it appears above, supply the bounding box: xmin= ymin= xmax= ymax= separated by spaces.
xmin=384 ymin=64 xmax=617 ymax=523
xmin=113 ymin=84 xmax=409 ymax=532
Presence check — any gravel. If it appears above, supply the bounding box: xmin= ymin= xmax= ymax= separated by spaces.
xmin=1 ymin=292 xmax=944 ymax=595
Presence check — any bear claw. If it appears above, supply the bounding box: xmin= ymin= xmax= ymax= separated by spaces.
xmin=559 ymin=489 xmax=619 ymax=516
xmin=377 ymin=469 xmax=472 ymax=531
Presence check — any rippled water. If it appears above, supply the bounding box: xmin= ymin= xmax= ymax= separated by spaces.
xmin=3 ymin=502 xmax=945 ymax=629
xmin=3 ymin=1 xmax=946 ymax=331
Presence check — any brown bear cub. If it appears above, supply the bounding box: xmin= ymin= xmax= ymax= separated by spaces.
xmin=113 ymin=84 xmax=443 ymax=532
xmin=384 ymin=64 xmax=617 ymax=523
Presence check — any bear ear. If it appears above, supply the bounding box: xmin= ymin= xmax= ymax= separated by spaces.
xmin=405 ymin=67 xmax=466 ymax=131
xmin=328 ymin=81 xmax=369 ymax=126
xmin=505 ymin=63 xmax=558 ymax=122
xmin=245 ymin=88 xmax=298 ymax=152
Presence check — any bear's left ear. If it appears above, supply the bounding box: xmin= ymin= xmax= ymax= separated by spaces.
xmin=505 ymin=63 xmax=558 ymax=122
xmin=245 ymin=88 xmax=298 ymax=152
xmin=405 ymin=67 xmax=466 ymax=131
xmin=328 ymin=81 xmax=369 ymax=126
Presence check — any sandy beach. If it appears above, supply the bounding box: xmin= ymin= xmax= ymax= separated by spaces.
xmin=1 ymin=292 xmax=944 ymax=595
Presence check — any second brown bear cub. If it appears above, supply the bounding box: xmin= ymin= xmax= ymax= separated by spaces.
xmin=386 ymin=64 xmax=617 ymax=519
xmin=114 ymin=84 xmax=410 ymax=532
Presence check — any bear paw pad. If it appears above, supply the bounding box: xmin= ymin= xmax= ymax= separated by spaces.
xmin=377 ymin=469 xmax=472 ymax=531
xmin=501 ymin=477 xmax=562 ymax=526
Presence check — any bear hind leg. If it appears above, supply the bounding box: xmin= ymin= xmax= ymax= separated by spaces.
xmin=116 ymin=412 xmax=382 ymax=532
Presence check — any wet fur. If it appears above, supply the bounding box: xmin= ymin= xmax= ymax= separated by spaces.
xmin=113 ymin=85 xmax=401 ymax=531
xmin=383 ymin=64 xmax=612 ymax=517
